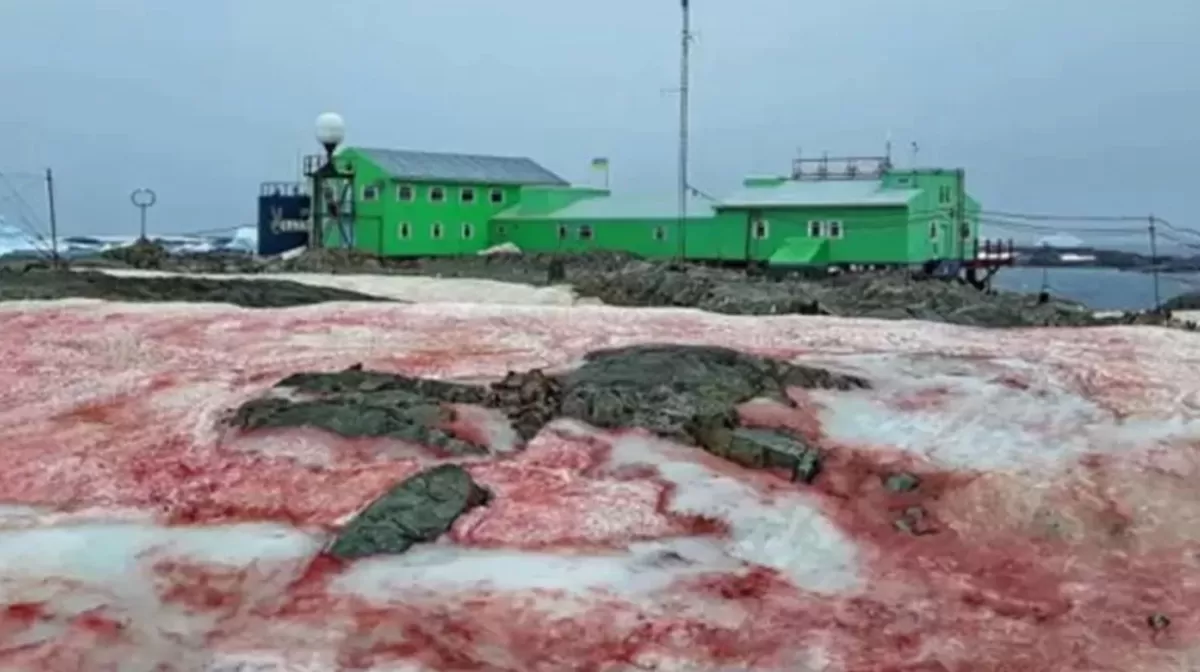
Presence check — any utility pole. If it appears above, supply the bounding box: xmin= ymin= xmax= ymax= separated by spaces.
xmin=1149 ymin=215 xmax=1162 ymax=312
xmin=676 ymin=0 xmax=692 ymax=261
xmin=955 ymin=168 xmax=966 ymax=265
xmin=44 ymin=168 xmax=59 ymax=268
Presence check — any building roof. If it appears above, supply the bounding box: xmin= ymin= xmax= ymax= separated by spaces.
xmin=495 ymin=191 xmax=717 ymax=221
xmin=719 ymin=179 xmax=921 ymax=209
xmin=351 ymin=147 xmax=568 ymax=186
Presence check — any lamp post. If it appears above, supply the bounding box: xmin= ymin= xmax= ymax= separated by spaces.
xmin=307 ymin=112 xmax=355 ymax=250
xmin=130 ymin=188 xmax=157 ymax=241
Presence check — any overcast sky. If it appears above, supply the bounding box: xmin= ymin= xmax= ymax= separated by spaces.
xmin=2 ymin=0 xmax=1197 ymax=250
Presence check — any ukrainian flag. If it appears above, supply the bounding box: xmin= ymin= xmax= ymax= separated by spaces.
xmin=591 ymin=157 xmax=609 ymax=169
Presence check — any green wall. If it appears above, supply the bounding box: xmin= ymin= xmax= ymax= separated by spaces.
xmin=491 ymin=210 xmax=747 ymax=260
xmin=720 ymin=205 xmax=913 ymax=264
xmin=334 ymin=148 xmax=524 ymax=257
xmin=883 ymin=168 xmax=979 ymax=263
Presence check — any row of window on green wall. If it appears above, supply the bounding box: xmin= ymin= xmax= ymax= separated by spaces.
xmin=364 ymin=184 xmax=506 ymax=205
xmin=749 ymin=219 xmax=847 ymax=240
xmin=397 ymin=222 xmax=478 ymax=239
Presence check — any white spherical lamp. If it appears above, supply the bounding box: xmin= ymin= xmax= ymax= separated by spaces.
xmin=315 ymin=112 xmax=346 ymax=151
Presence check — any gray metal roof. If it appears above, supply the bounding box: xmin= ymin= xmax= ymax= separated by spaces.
xmin=352 ymin=147 xmax=568 ymax=186
xmin=719 ymin=179 xmax=920 ymax=209
xmin=494 ymin=191 xmax=717 ymax=221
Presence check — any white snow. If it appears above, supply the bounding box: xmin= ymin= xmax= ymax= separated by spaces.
xmin=608 ymin=434 xmax=863 ymax=594
xmin=0 ymin=523 xmax=321 ymax=586
xmin=807 ymin=352 xmax=1200 ymax=471
xmin=335 ymin=539 xmax=742 ymax=600
xmin=88 ymin=268 xmax=579 ymax=305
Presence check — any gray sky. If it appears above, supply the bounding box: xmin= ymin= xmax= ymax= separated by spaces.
xmin=2 ymin=0 xmax=1197 ymax=251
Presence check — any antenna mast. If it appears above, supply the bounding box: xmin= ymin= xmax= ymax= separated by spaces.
xmin=677 ymin=0 xmax=692 ymax=260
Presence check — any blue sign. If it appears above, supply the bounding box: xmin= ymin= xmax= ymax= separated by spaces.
xmin=257 ymin=182 xmax=311 ymax=256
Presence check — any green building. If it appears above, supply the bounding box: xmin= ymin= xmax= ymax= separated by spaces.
xmin=714 ymin=167 xmax=981 ymax=267
xmin=327 ymin=147 xmax=568 ymax=255
xmin=324 ymin=148 xmax=982 ymax=269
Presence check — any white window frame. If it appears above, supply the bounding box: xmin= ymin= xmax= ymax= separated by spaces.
xmin=490 ymin=188 xmax=505 ymax=205
xmin=827 ymin=220 xmax=844 ymax=239
xmin=429 ymin=186 xmax=446 ymax=203
xmin=362 ymin=184 xmax=380 ymax=201
xmin=461 ymin=222 xmax=474 ymax=239
xmin=398 ymin=221 xmax=411 ymax=239
xmin=807 ymin=220 xmax=822 ymax=238
xmin=460 ymin=187 xmax=476 ymax=204
xmin=753 ymin=217 xmax=770 ymax=240
xmin=431 ymin=222 xmax=443 ymax=239
xmin=396 ymin=184 xmax=415 ymax=202
xmin=579 ymin=224 xmax=594 ymax=241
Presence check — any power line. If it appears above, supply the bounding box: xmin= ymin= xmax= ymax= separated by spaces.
xmin=974 ymin=209 xmax=1148 ymax=223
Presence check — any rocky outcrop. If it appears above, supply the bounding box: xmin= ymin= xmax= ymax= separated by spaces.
xmin=233 ymin=345 xmax=868 ymax=481
xmin=99 ymin=238 xmax=171 ymax=269
xmin=72 ymin=247 xmax=1131 ymax=327
xmin=328 ymin=464 xmax=491 ymax=559
xmin=0 ymin=268 xmax=390 ymax=308
xmin=571 ymin=264 xmax=1101 ymax=328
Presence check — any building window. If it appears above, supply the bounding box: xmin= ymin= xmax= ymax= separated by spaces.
xmin=397 ymin=184 xmax=415 ymax=201
xmin=399 ymin=222 xmax=411 ymax=239
xmin=929 ymin=221 xmax=939 ymax=240
xmin=653 ymin=226 xmax=666 ymax=241
xmin=461 ymin=188 xmax=476 ymax=204
xmin=579 ymin=224 xmax=594 ymax=240
xmin=557 ymin=223 xmax=567 ymax=240
xmin=808 ymin=220 xmax=822 ymax=237
xmin=462 ymin=222 xmax=474 ymax=239
xmin=496 ymin=224 xmax=507 ymax=236
xmin=429 ymin=186 xmax=446 ymax=203
xmin=753 ymin=218 xmax=769 ymax=240
xmin=362 ymin=185 xmax=380 ymax=201
xmin=431 ymin=222 xmax=443 ymax=239
xmin=827 ymin=220 xmax=843 ymax=239
xmin=490 ymin=188 xmax=505 ymax=205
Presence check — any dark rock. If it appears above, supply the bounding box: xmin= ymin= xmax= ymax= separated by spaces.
xmin=707 ymin=428 xmax=822 ymax=484
xmin=571 ymin=264 xmax=1103 ymax=328
xmin=1163 ymin=292 xmax=1200 ymax=311
xmin=485 ymin=369 xmax=563 ymax=441
xmin=328 ymin=464 xmax=491 ymax=559
xmin=278 ymin=367 xmax=487 ymax=404
xmin=1148 ymin=613 xmax=1171 ymax=632
xmin=231 ymin=396 xmax=486 ymax=456
xmin=100 ymin=238 xmax=170 ymax=269
xmin=883 ymin=472 xmax=921 ymax=493
xmin=230 ymin=366 xmax=496 ymax=454
xmin=894 ymin=506 xmax=938 ymax=536
xmin=0 ymin=268 xmax=390 ymax=308
xmin=232 ymin=345 xmax=865 ymax=478
xmin=557 ymin=344 xmax=868 ymax=442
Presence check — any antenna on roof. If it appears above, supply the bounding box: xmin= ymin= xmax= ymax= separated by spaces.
xmin=884 ymin=130 xmax=893 ymax=169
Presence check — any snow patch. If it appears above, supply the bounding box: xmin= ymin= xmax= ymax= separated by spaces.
xmin=608 ymin=434 xmax=863 ymax=594
xmin=89 ymin=268 xmax=579 ymax=306
xmin=809 ymin=352 xmax=1200 ymax=471
xmin=335 ymin=538 xmax=742 ymax=601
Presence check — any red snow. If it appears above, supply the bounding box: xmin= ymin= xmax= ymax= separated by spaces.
xmin=0 ymin=301 xmax=1199 ymax=670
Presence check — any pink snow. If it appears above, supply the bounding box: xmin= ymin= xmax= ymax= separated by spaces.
xmin=1 ymin=299 xmax=1200 ymax=670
